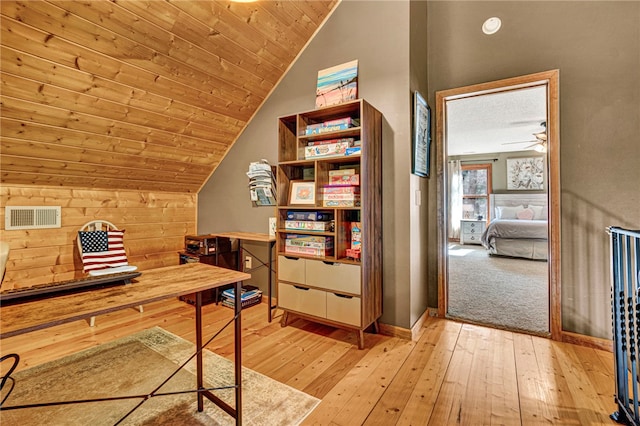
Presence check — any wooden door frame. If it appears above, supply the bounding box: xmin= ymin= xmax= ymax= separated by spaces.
xmin=436 ymin=70 xmax=562 ymax=340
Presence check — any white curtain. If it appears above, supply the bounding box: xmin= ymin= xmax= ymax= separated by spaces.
xmin=448 ymin=160 xmax=463 ymax=240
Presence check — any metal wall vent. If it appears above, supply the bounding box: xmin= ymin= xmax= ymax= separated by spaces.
xmin=5 ymin=206 xmax=62 ymax=230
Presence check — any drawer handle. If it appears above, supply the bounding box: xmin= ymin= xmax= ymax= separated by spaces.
xmin=334 ymin=293 xmax=353 ymax=299
xmin=322 ymin=261 xmax=336 ymax=266
xmin=285 ymin=256 xmax=299 ymax=260
xmin=293 ymin=285 xmax=310 ymax=291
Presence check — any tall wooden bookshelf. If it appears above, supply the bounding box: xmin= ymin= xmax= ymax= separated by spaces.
xmin=276 ymin=99 xmax=382 ymax=349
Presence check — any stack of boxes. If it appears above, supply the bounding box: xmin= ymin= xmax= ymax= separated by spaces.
xmin=284 ymin=234 xmax=333 ymax=257
xmin=321 ymin=168 xmax=360 ymax=207
xmin=284 ymin=211 xmax=334 ymax=257
xmin=303 ymin=116 xmax=361 ymax=160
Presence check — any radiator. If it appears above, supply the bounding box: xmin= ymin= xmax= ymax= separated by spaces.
xmin=610 ymin=226 xmax=640 ymax=425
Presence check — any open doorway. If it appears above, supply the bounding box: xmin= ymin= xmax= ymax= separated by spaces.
xmin=436 ymin=71 xmax=561 ymax=339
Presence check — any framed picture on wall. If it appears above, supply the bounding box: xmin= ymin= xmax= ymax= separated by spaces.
xmin=412 ymin=91 xmax=431 ymax=177
xmin=289 ymin=181 xmax=316 ymax=205
xmin=506 ymin=157 xmax=545 ymax=190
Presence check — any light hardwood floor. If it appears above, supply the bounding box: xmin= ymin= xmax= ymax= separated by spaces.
xmin=0 ymin=298 xmax=617 ymax=425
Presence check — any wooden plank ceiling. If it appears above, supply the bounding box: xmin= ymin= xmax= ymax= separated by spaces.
xmin=0 ymin=0 xmax=338 ymax=193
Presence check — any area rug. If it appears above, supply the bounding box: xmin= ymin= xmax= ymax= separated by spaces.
xmin=0 ymin=327 xmax=320 ymax=425
xmin=448 ymin=244 xmax=549 ymax=335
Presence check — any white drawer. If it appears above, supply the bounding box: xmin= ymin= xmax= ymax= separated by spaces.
xmin=305 ymin=261 xmax=361 ymax=295
xmin=462 ymin=221 xmax=482 ymax=232
xmin=278 ymin=255 xmax=306 ymax=284
xmin=278 ymin=282 xmax=326 ymax=318
xmin=326 ymin=292 xmax=361 ymax=326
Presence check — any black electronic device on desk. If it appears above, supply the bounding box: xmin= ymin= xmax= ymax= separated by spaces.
xmin=184 ymin=234 xmax=231 ymax=256
xmin=0 ymin=271 xmax=142 ymax=304
xmin=179 ymin=235 xmax=237 ymax=305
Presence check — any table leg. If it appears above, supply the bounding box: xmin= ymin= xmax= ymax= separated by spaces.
xmin=268 ymin=241 xmax=273 ymax=323
xmin=196 ymin=291 xmax=204 ymax=412
xmin=237 ymin=240 xmax=243 ymax=274
xmin=234 ymin=280 xmax=242 ymax=425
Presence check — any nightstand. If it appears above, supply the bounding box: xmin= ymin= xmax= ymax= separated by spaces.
xmin=460 ymin=219 xmax=486 ymax=245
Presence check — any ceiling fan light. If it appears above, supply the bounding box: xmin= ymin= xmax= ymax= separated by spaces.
xmin=534 ymin=132 xmax=547 ymax=141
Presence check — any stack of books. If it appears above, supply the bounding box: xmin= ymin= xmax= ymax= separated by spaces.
xmin=220 ymin=286 xmax=263 ymax=309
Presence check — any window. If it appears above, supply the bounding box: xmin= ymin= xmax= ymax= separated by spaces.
xmin=461 ymin=164 xmax=492 ymax=221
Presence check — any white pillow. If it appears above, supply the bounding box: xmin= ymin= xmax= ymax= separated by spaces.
xmin=495 ymin=205 xmax=524 ymax=220
xmin=529 ymin=205 xmax=548 ymax=220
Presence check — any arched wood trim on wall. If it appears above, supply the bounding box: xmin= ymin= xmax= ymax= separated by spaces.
xmin=436 ymin=70 xmax=562 ymax=341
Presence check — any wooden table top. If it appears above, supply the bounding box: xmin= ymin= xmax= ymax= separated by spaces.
xmin=0 ymin=263 xmax=250 ymax=339
xmin=212 ymin=232 xmax=275 ymax=243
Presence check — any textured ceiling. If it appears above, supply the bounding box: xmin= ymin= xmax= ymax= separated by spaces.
xmin=0 ymin=0 xmax=338 ymax=192
xmin=447 ymin=85 xmax=547 ymax=156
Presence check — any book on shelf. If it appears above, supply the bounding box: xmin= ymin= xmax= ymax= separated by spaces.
xmin=345 ymin=147 xmax=361 ymax=156
xmin=322 ymin=117 xmax=359 ymax=127
xmin=304 ymin=124 xmax=349 ymax=135
xmin=284 ymin=220 xmax=334 ymax=232
xmin=322 ymin=195 xmax=361 ymax=202
xmin=350 ymin=222 xmax=362 ymax=250
xmin=304 ymin=118 xmax=360 ymax=136
xmin=321 ymin=186 xmax=360 ymax=195
xmin=329 ymin=174 xmax=359 ymax=185
xmin=304 ymin=141 xmax=351 ymax=159
xmin=322 ymin=199 xmax=361 ymax=207
xmin=285 ymin=235 xmax=333 ymax=249
xmin=328 ymin=168 xmax=357 ymax=176
xmin=286 ymin=211 xmax=334 ymax=221
xmin=284 ymin=245 xmax=333 ymax=257
xmin=307 ymin=137 xmax=355 ymax=146
xmin=305 ymin=117 xmax=359 ymax=131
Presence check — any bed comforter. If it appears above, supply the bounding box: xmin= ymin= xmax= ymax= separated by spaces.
xmin=481 ymin=219 xmax=548 ymax=248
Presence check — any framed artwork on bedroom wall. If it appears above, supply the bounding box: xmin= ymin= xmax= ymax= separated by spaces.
xmin=506 ymin=157 xmax=544 ymax=190
xmin=412 ymin=91 xmax=431 ymax=178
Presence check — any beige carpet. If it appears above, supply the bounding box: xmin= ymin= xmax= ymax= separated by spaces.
xmin=0 ymin=327 xmax=320 ymax=425
xmin=448 ymin=244 xmax=549 ymax=334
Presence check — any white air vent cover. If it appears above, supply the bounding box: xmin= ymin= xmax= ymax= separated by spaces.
xmin=5 ymin=206 xmax=61 ymax=230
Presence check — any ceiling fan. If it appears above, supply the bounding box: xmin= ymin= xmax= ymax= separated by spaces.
xmin=501 ymin=121 xmax=547 ymax=152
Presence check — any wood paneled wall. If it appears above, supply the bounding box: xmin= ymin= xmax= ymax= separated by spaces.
xmin=0 ymin=185 xmax=196 ymax=290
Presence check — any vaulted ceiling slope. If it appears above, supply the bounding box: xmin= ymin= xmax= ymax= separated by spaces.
xmin=0 ymin=0 xmax=338 ymax=192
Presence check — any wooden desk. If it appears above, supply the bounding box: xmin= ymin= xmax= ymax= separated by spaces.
xmin=0 ymin=263 xmax=251 ymax=424
xmin=211 ymin=232 xmax=277 ymax=322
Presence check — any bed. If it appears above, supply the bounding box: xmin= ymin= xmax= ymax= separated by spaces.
xmin=481 ymin=194 xmax=549 ymax=260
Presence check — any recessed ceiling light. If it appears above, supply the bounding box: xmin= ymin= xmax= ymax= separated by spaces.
xmin=482 ymin=17 xmax=502 ymax=35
